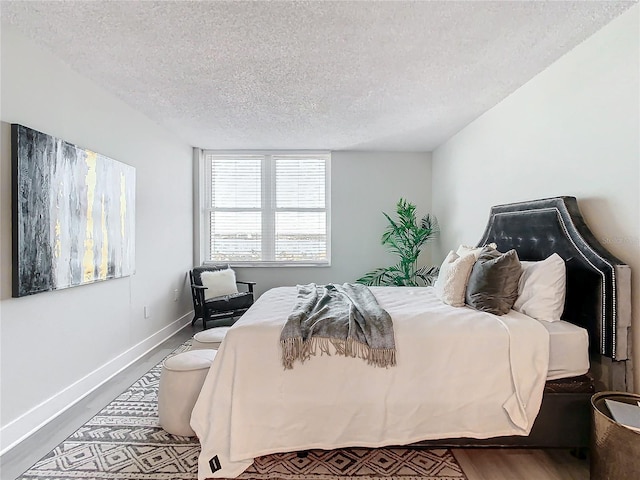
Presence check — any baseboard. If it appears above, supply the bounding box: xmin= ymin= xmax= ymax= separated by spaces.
xmin=0 ymin=312 xmax=192 ymax=456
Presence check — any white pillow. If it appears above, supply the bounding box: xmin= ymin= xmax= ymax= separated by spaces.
xmin=512 ymin=253 xmax=566 ymax=322
xmin=456 ymin=242 xmax=497 ymax=259
xmin=200 ymin=269 xmax=238 ymax=300
xmin=433 ymin=251 xmax=477 ymax=307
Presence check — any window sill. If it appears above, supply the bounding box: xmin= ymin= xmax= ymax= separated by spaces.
xmin=203 ymin=261 xmax=331 ymax=268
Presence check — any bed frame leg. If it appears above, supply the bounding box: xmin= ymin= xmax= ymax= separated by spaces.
xmin=570 ymin=447 xmax=588 ymax=460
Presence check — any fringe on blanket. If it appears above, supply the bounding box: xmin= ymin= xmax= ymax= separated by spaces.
xmin=281 ymin=336 xmax=397 ymax=370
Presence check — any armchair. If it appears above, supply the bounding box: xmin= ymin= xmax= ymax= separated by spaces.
xmin=190 ymin=264 xmax=256 ymax=330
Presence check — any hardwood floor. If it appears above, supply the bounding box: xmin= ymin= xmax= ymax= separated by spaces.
xmin=453 ymin=448 xmax=589 ymax=480
xmin=0 ymin=325 xmax=591 ymax=480
xmin=0 ymin=326 xmax=196 ymax=480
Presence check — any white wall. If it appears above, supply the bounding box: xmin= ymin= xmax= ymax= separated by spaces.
xmin=432 ymin=6 xmax=639 ymax=391
xmin=0 ymin=26 xmax=194 ymax=452
xmin=235 ymin=151 xmax=433 ymax=296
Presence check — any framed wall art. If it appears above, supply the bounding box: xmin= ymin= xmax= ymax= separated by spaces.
xmin=12 ymin=124 xmax=136 ymax=297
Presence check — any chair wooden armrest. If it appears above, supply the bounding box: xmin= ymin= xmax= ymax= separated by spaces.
xmin=236 ymin=280 xmax=255 ymax=293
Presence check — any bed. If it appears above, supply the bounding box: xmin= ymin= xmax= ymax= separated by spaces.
xmin=190 ymin=196 xmax=632 ymax=479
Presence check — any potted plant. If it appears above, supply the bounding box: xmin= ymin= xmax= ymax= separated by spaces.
xmin=357 ymin=199 xmax=439 ymax=286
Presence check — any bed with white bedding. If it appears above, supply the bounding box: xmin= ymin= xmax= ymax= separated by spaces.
xmin=192 ymin=286 xmax=551 ymax=478
xmin=190 ymin=196 xmax=632 ymax=479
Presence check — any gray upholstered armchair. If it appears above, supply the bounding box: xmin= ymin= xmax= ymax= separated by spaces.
xmin=189 ymin=264 xmax=255 ymax=330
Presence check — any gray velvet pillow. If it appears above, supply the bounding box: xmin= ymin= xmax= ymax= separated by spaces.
xmin=465 ymin=247 xmax=522 ymax=315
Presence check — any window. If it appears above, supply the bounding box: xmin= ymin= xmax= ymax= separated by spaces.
xmin=200 ymin=151 xmax=330 ymax=266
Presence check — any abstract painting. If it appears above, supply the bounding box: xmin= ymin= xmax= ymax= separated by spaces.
xmin=12 ymin=124 xmax=135 ymax=297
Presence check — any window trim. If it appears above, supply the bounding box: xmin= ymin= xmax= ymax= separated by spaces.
xmin=196 ymin=149 xmax=331 ymax=267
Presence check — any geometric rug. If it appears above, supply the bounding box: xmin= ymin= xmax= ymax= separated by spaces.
xmin=17 ymin=341 xmax=467 ymax=480
xmin=235 ymin=448 xmax=467 ymax=479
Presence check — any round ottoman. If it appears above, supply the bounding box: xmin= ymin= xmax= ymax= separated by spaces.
xmin=158 ymin=349 xmax=216 ymax=436
xmin=192 ymin=326 xmax=230 ymax=350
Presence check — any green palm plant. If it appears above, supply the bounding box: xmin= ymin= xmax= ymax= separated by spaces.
xmin=357 ymin=199 xmax=439 ymax=287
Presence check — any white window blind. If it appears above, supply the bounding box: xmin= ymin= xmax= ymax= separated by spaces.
xmin=204 ymin=152 xmax=330 ymax=265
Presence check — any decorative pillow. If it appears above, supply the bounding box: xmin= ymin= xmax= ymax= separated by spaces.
xmin=465 ymin=247 xmax=522 ymax=315
xmin=513 ymin=253 xmax=566 ymax=322
xmin=433 ymin=250 xmax=477 ymax=307
xmin=456 ymin=242 xmax=497 ymax=260
xmin=200 ymin=269 xmax=238 ymax=300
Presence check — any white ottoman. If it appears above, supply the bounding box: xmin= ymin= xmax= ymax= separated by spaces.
xmin=158 ymin=349 xmax=216 ymax=436
xmin=192 ymin=326 xmax=230 ymax=350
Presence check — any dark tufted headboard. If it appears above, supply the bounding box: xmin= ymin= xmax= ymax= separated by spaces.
xmin=476 ymin=196 xmax=631 ymax=361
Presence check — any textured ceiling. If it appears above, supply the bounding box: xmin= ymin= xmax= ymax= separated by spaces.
xmin=1 ymin=1 xmax=635 ymax=151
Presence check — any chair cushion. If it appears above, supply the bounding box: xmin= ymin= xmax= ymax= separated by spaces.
xmin=205 ymin=291 xmax=253 ymax=311
xmin=191 ymin=264 xmax=231 ymax=285
xmin=200 ymin=269 xmax=238 ymax=300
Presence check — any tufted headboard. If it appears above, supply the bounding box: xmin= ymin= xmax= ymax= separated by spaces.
xmin=476 ymin=196 xmax=631 ymax=361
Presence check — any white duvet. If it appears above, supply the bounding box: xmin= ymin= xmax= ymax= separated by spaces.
xmin=191 ymin=286 xmax=550 ymax=479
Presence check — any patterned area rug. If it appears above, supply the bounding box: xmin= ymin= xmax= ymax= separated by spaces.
xmin=234 ymin=449 xmax=466 ymax=480
xmin=18 ymin=341 xmax=467 ymax=480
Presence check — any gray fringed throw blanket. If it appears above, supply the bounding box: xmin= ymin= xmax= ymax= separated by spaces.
xmin=281 ymin=283 xmax=396 ymax=369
